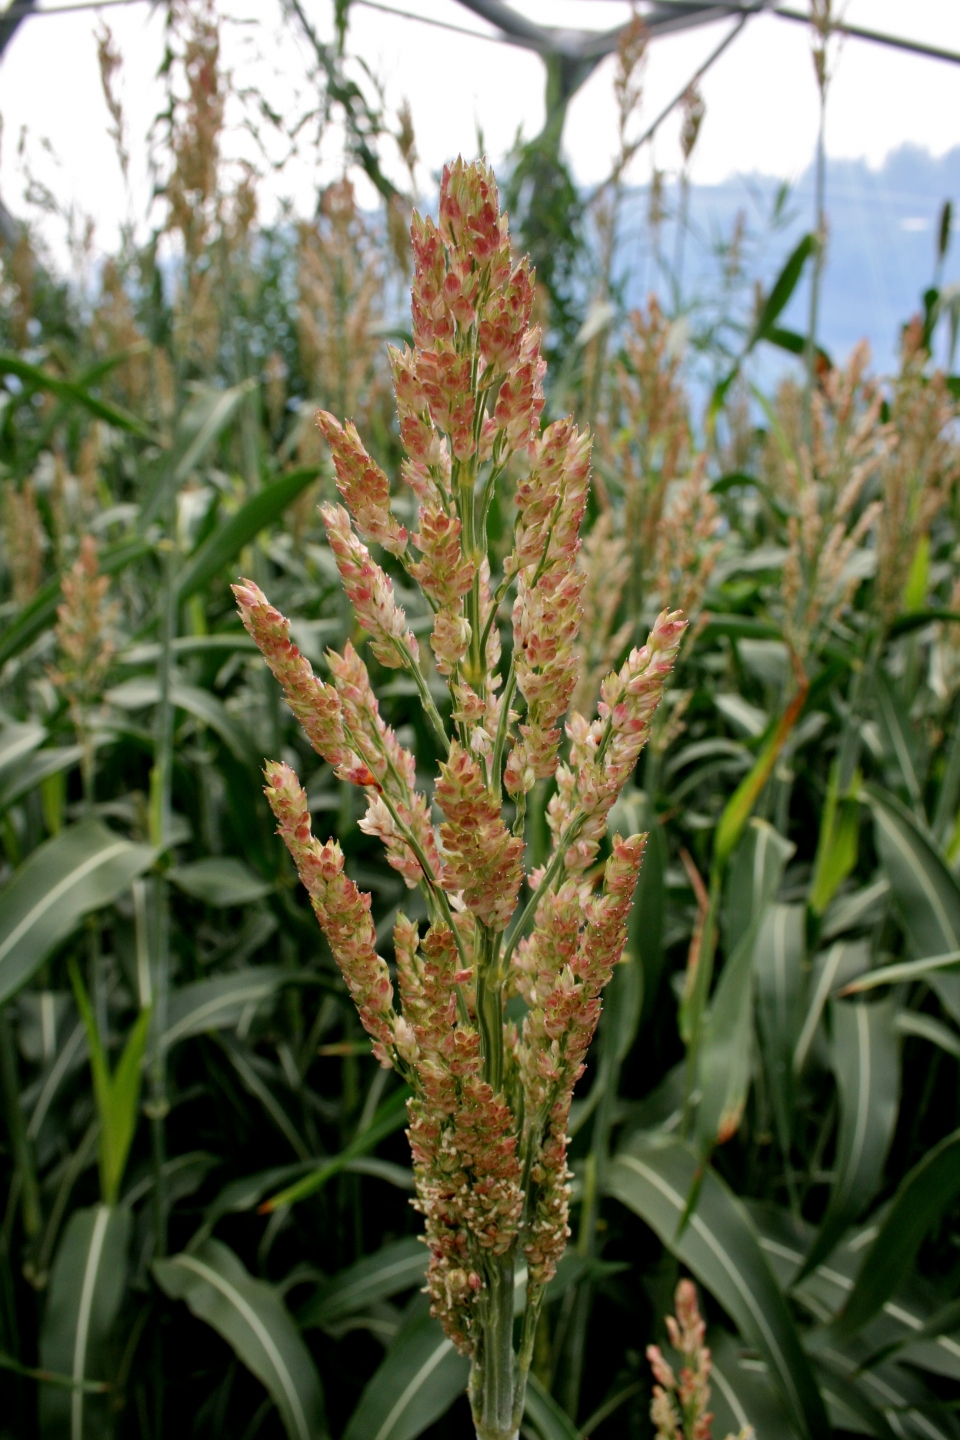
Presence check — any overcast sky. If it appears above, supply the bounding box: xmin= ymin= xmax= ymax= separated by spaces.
xmin=1 ymin=0 xmax=959 ymax=261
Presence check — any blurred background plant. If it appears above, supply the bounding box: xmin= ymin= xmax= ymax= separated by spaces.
xmin=3 ymin=3 xmax=960 ymax=1440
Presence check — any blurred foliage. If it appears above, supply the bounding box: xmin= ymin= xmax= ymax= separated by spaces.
xmin=3 ymin=5 xmax=960 ymax=1440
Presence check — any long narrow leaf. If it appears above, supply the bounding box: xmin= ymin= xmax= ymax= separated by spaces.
xmin=0 ymin=350 xmax=158 ymax=440
xmin=799 ymin=997 xmax=900 ymax=1279
xmin=39 ymin=1204 xmax=131 ymax=1440
xmin=154 ymin=1238 xmax=326 ymax=1440
xmin=342 ymin=1304 xmax=467 ymax=1440
xmin=0 ymin=821 xmax=155 ymax=1006
xmin=299 ymin=1238 xmax=427 ymax=1331
xmin=176 ymin=466 xmax=320 ymax=601
xmin=606 ymin=1135 xmax=828 ymax=1440
xmin=833 ymin=1127 xmax=960 ymax=1338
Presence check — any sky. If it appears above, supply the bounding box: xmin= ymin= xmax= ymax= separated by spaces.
xmin=0 ymin=0 xmax=959 ymax=262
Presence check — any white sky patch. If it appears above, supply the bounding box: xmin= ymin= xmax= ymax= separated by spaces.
xmin=0 ymin=0 xmax=959 ymax=262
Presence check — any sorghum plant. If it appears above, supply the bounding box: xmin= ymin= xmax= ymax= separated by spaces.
xmin=647 ymin=1280 xmax=750 ymax=1440
xmin=234 ymin=158 xmax=685 ymax=1440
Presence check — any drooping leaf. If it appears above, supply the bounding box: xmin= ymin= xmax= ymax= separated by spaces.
xmin=263 ymin=1086 xmax=411 ymax=1211
xmin=707 ymin=1328 xmax=796 ymax=1440
xmin=0 ymin=745 xmax=84 ymax=816
xmin=894 ymin=1009 xmax=960 ymax=1058
xmin=176 ymin=466 xmax=320 ymax=601
xmin=833 ymin=1127 xmax=960 ymax=1338
xmin=39 ymin=1203 xmax=131 ymax=1440
xmin=606 ymin=1135 xmax=829 ymax=1440
xmin=153 ymin=1238 xmax=326 ymax=1440
xmin=799 ymin=997 xmax=900 ymax=1279
xmin=138 ymin=380 xmax=255 ymax=529
xmin=0 ymin=820 xmax=155 ymax=1006
xmin=865 ymin=783 xmax=960 ymax=1024
xmin=839 ymin=949 xmax=960 ymax=995
xmin=106 ymin=679 xmax=258 ymax=769
xmin=341 ymin=1303 xmax=468 ymax=1440
xmin=0 ymin=350 xmax=158 ymax=440
xmin=163 ymin=969 xmax=286 ymax=1049
xmin=298 ymin=1238 xmax=427 ymax=1332
xmin=0 ymin=721 xmax=46 ymax=775
xmin=748 ymin=1200 xmax=960 ymax=1386
xmin=169 ymin=857 xmax=272 ymax=907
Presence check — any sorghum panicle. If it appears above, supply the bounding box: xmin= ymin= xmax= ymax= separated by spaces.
xmin=235 ymin=158 xmax=685 ymax=1438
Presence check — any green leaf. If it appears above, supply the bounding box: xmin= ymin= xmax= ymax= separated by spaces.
xmin=875 ymin=673 xmax=924 ymax=814
xmin=0 ymin=350 xmax=158 ymax=441
xmin=0 ymin=720 xmax=46 ymax=775
xmin=299 ymin=1238 xmax=427 ymax=1331
xmin=799 ymin=997 xmax=900 ymax=1280
xmin=722 ymin=818 xmax=795 ymax=961
xmin=748 ymin=1201 xmax=960 ymax=1387
xmin=0 ymin=745 xmax=84 ymax=816
xmin=903 ymin=533 xmax=930 ymax=613
xmin=894 ymin=1009 xmax=960 ymax=1058
xmin=106 ymin=679 xmax=258 ymax=769
xmin=523 ymin=1373 xmax=578 ymax=1440
xmin=176 ymin=466 xmax=320 ymax=601
xmin=342 ymin=1303 xmax=467 ymax=1440
xmin=810 ymin=762 xmax=860 ymax=917
xmin=153 ymin=1238 xmax=326 ymax=1440
xmin=0 ymin=537 xmax=152 ymax=672
xmin=138 ymin=381 xmax=255 ymax=529
xmin=707 ymin=236 xmax=816 ymax=423
xmin=794 ymin=939 xmax=870 ymax=1074
xmin=751 ymin=235 xmax=817 ymax=345
xmin=628 ymin=795 xmax=665 ymax=1020
xmin=263 ymin=1086 xmax=412 ymax=1211
xmin=833 ymin=1127 xmax=960 ymax=1339
xmin=888 ymin=608 xmax=960 ymax=638
xmin=696 ymin=820 xmax=795 ymax=1152
xmin=865 ymin=783 xmax=960 ymax=1025
xmin=713 ymin=705 xmax=804 ymax=871
xmin=606 ymin=1134 xmax=829 ymax=1440
xmin=170 ymin=857 xmax=272 ymax=907
xmin=69 ymin=962 xmax=150 ymax=1205
xmin=0 ymin=820 xmax=155 ymax=1006
xmin=39 ymin=1203 xmax=131 ymax=1440
xmin=755 ymin=903 xmax=806 ymax=1155
xmin=840 ymin=949 xmax=960 ymax=995
xmin=163 ymin=969 xmax=286 ymax=1049
xmin=707 ymin=1328 xmax=796 ymax=1440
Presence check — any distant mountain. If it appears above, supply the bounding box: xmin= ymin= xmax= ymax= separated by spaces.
xmin=616 ymin=144 xmax=960 ymax=376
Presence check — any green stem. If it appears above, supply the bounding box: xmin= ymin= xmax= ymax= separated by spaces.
xmin=399 ymin=640 xmax=450 ymax=755
xmin=471 ymin=1251 xmax=518 ymax=1440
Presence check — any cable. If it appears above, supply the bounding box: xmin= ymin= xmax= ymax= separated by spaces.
xmin=773 ymin=7 xmax=960 ymax=69
xmin=352 ymin=0 xmax=507 ymax=45
xmin=632 ymin=12 xmax=748 ymax=151
xmin=0 ymin=0 xmax=152 ymax=18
